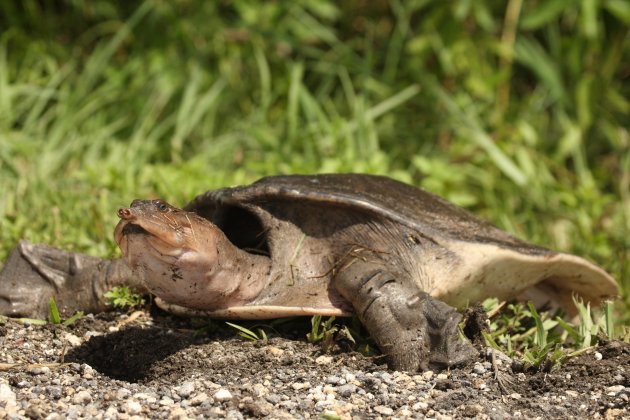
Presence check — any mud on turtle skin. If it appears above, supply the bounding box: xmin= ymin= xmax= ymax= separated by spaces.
xmin=0 ymin=174 xmax=618 ymax=372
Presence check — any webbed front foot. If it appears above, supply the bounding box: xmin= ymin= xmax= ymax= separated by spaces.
xmin=335 ymin=257 xmax=477 ymax=371
xmin=0 ymin=240 xmax=137 ymax=319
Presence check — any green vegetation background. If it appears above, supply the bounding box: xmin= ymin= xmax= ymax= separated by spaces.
xmin=0 ymin=1 xmax=628 ymax=321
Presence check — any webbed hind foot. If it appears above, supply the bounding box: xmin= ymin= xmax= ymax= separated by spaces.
xmin=335 ymin=257 xmax=477 ymax=371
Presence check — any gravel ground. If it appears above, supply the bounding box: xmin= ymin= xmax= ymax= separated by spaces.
xmin=0 ymin=310 xmax=628 ymax=419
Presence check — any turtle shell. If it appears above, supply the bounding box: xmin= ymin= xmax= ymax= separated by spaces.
xmin=178 ymin=174 xmax=617 ymax=317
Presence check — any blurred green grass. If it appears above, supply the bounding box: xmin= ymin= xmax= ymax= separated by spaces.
xmin=0 ymin=0 xmax=628 ymax=321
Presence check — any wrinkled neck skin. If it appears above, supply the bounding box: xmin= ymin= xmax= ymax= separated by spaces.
xmin=115 ymin=203 xmax=271 ymax=311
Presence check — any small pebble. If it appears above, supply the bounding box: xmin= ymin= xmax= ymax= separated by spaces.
xmin=606 ymin=385 xmax=625 ymax=395
xmin=177 ymin=381 xmax=195 ymax=398
xmin=326 ymin=376 xmax=342 ymax=385
xmin=73 ymin=390 xmax=92 ymax=404
xmin=82 ymin=364 xmax=94 ymax=376
xmin=29 ymin=366 xmax=50 ymax=375
xmin=104 ymin=407 xmax=119 ymax=418
xmin=213 ymin=388 xmax=232 ymax=402
xmin=0 ymin=382 xmax=17 ymax=405
xmin=594 ymin=352 xmax=603 ymax=361
xmin=266 ymin=394 xmax=281 ymax=404
xmin=63 ymin=333 xmax=82 ymax=346
xmin=337 ymin=384 xmax=357 ymax=397
xmin=315 ymin=400 xmax=333 ymax=409
xmin=316 ymin=355 xmax=333 ymax=365
xmin=291 ymin=382 xmax=310 ymax=390
xmin=124 ymin=400 xmax=142 ymax=415
xmin=116 ymin=388 xmax=131 ymax=399
xmin=190 ymin=392 xmax=209 ymax=406
xmin=374 ymin=405 xmax=394 ymax=416
xmin=473 ymin=363 xmax=486 ymax=375
xmin=413 ymin=401 xmax=429 ymax=411
xmin=267 ymin=346 xmax=284 ymax=356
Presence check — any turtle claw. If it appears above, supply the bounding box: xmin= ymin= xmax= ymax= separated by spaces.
xmin=335 ymin=258 xmax=477 ymax=371
xmin=417 ymin=295 xmax=479 ymax=368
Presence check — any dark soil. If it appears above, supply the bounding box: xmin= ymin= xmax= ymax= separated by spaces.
xmin=0 ymin=310 xmax=628 ymax=419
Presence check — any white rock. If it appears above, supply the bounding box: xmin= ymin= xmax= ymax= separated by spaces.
xmin=252 ymin=383 xmax=267 ymax=397
xmin=322 ymin=385 xmax=335 ymax=395
xmin=315 ymin=400 xmax=333 ymax=408
xmin=606 ymin=385 xmax=625 ymax=395
xmin=73 ymin=390 xmax=92 ymax=404
xmin=63 ymin=333 xmax=82 ymax=346
xmin=422 ymin=371 xmax=434 ymax=381
xmin=159 ymin=396 xmax=174 ymax=406
xmin=133 ymin=393 xmax=157 ymax=404
xmin=116 ymin=388 xmax=131 ymax=399
xmin=82 ymin=364 xmax=94 ymax=373
xmin=213 ymin=388 xmax=232 ymax=402
xmin=316 ymin=355 xmax=333 ymax=365
xmin=374 ymin=405 xmax=394 ymax=415
xmin=436 ymin=373 xmax=448 ymax=380
xmin=291 ymin=382 xmax=310 ymax=390
xmin=29 ymin=366 xmax=50 ymax=375
xmin=594 ymin=352 xmax=603 ymax=361
xmin=190 ymin=392 xmax=209 ymax=406
xmin=0 ymin=383 xmax=15 ymax=401
xmin=267 ymin=346 xmax=284 ymax=356
xmin=413 ymin=401 xmax=429 ymax=411
xmin=104 ymin=407 xmax=119 ymax=418
xmin=125 ymin=400 xmax=142 ymax=415
xmin=169 ymin=407 xmax=190 ymax=418
xmin=83 ymin=331 xmax=102 ymax=339
xmin=0 ymin=382 xmax=17 ymax=414
xmin=177 ymin=381 xmax=195 ymax=398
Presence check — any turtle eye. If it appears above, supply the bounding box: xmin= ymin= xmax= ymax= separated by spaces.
xmin=156 ymin=201 xmax=169 ymax=212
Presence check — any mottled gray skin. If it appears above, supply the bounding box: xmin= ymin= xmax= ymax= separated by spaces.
xmin=0 ymin=174 xmax=616 ymax=371
xmin=0 ymin=241 xmax=138 ymax=317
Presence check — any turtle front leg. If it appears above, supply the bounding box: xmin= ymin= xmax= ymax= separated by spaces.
xmin=334 ymin=257 xmax=477 ymax=371
xmin=0 ymin=240 xmax=143 ymax=319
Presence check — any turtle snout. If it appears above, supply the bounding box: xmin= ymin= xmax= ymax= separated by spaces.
xmin=118 ymin=208 xmax=132 ymax=219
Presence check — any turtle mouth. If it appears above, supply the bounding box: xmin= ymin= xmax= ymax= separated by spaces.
xmin=115 ymin=219 xmax=186 ymax=264
xmin=121 ymin=223 xmax=149 ymax=236
xmin=114 ymin=219 xmax=147 ymax=247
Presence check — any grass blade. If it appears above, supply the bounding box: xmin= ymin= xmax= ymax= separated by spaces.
xmin=48 ymin=297 xmax=61 ymax=325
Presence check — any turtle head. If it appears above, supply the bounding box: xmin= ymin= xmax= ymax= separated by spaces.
xmin=115 ymin=199 xmax=210 ymax=260
xmin=114 ymin=199 xmax=270 ymax=310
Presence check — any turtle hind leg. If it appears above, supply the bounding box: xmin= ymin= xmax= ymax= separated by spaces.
xmin=334 ymin=258 xmax=477 ymax=371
